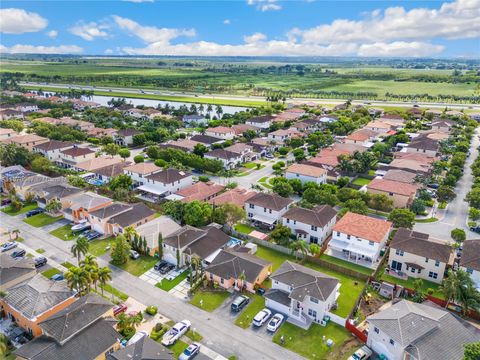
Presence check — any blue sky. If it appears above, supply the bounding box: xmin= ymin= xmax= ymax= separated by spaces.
xmin=0 ymin=0 xmax=479 ymax=57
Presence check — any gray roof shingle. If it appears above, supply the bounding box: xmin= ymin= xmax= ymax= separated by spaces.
xmin=282 ymin=205 xmax=337 ymax=228
xmin=0 ymin=253 xmax=36 ymax=287
xmin=106 ymin=336 xmax=173 ymax=360
xmin=246 ymin=193 xmax=293 ymax=211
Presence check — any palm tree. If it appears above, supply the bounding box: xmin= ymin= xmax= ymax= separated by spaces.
xmin=289 ymin=240 xmax=309 ymax=262
xmin=71 ymin=237 xmax=90 ymax=263
xmin=65 ymin=266 xmax=89 ymax=294
xmin=0 ymin=333 xmax=8 ymax=357
xmin=98 ymin=266 xmax=113 ymax=296
xmin=124 ymin=226 xmax=138 ymax=242
xmin=440 ymin=270 xmax=461 ymax=307
xmin=238 ymin=270 xmax=247 ymax=292
xmin=116 ymin=312 xmax=132 ymax=334
xmin=45 ymin=199 xmax=62 ymax=214
xmin=80 ymin=254 xmax=99 ymax=291
xmin=190 ymin=255 xmax=202 ymax=283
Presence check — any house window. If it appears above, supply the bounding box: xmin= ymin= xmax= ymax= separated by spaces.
xmin=249 ymin=204 xmax=254 ymax=209
xmin=274 ymin=280 xmax=278 ymax=284
xmin=293 ymin=220 xmax=296 ymax=225
xmin=310 ymin=236 xmax=318 ymax=244
xmin=248 ymin=213 xmax=253 ymax=218
xmin=428 ymin=272 xmax=438 ymax=279
xmin=374 ymin=327 xmax=379 ymax=334
xmin=269 ymin=209 xmax=272 ymax=214
xmin=286 ymin=218 xmax=290 ymax=223
xmin=308 ymin=309 xmax=317 ymax=318
xmin=425 ymin=258 xmax=429 ymax=263
xmin=310 ymin=297 xmax=318 ymax=304
xmin=389 ymin=192 xmax=393 ymax=196
xmin=411 ymin=268 xmax=416 ymax=273
xmin=369 ymin=241 xmax=374 ymax=246
xmin=311 ymin=225 xmax=318 ymax=231
xmin=220 ymin=278 xmax=224 ymax=284
xmin=390 ymin=339 xmax=395 ymax=346
xmin=435 ymin=260 xmax=440 ymax=267
xmin=347 ymin=235 xmax=351 ymax=240
xmin=336 ymin=232 xmax=340 ymax=236
xmin=396 ymin=249 xmax=404 ymax=256
xmin=264 ymin=208 xmax=267 ymax=213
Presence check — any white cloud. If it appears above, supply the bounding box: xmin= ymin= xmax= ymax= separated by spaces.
xmin=247 ymin=0 xmax=282 ymax=12
xmin=0 ymin=8 xmax=48 ymax=34
xmin=70 ymin=21 xmax=110 ymax=41
xmin=358 ymin=42 xmax=445 ymax=57
xmin=46 ymin=30 xmax=58 ymax=38
xmin=0 ymin=44 xmax=83 ymax=54
xmin=113 ymin=15 xmax=195 ymax=44
xmin=223 ymin=19 xmax=231 ymax=25
xmin=104 ymin=48 xmax=114 ymax=54
xmin=243 ymin=32 xmax=267 ymax=43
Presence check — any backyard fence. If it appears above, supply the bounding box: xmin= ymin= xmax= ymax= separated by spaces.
xmin=325 ymin=311 xmax=347 ymax=327
xmin=345 ymin=319 xmax=368 ymax=343
xmin=307 ymin=255 xmax=370 ymax=281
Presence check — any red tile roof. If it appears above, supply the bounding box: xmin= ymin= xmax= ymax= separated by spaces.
xmin=333 ymin=212 xmax=392 ymax=243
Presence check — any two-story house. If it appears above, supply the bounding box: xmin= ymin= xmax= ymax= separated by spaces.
xmin=366 ymin=300 xmax=480 ymax=360
xmin=57 ymin=146 xmax=96 ymax=169
xmin=62 ymin=191 xmax=112 ymax=223
xmin=245 ymin=115 xmax=274 ymax=129
xmin=366 ymin=178 xmax=418 ymax=208
xmin=123 ymin=162 xmax=162 ymax=187
xmin=183 ymin=114 xmax=208 ymax=127
xmin=265 ymin=261 xmax=340 ymax=329
xmin=328 ymin=212 xmax=392 ymax=268
xmin=460 ymin=239 xmax=480 ymax=289
xmin=114 ymin=128 xmax=141 ymax=146
xmin=224 ymin=143 xmax=257 ymax=162
xmin=190 ymin=134 xmax=225 ymax=147
xmin=245 ymin=193 xmax=293 ymax=230
xmin=0 ymin=128 xmax=18 ymax=141
xmin=406 ymin=135 xmax=439 ymax=156
xmin=137 ymin=169 xmax=193 ymax=202
xmin=285 ymin=163 xmax=327 ymax=185
xmin=205 ymin=126 xmax=235 ymax=140
xmin=34 ymin=184 xmax=84 ymax=212
xmin=204 ymin=149 xmax=243 ymax=169
xmin=389 ymin=228 xmax=453 ymax=284
xmin=267 ymin=129 xmax=300 ymax=143
xmin=344 ymin=129 xmax=379 ymax=146
xmin=32 ymin=140 xmax=75 ymax=162
xmin=3 ymin=134 xmax=49 ymax=151
xmin=282 ymin=205 xmax=337 ymax=245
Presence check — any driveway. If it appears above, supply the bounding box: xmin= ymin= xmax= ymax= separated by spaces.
xmin=414 ymin=128 xmax=480 ymax=240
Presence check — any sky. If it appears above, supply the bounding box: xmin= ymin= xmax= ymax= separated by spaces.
xmin=0 ymin=0 xmax=479 ymax=58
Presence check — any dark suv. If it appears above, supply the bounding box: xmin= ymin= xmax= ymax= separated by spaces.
xmin=34 ymin=256 xmax=48 ymax=268
xmin=231 ymin=295 xmax=250 ymax=312
xmin=154 ymin=260 xmax=168 ymax=271
xmin=26 ymin=208 xmax=44 ymax=217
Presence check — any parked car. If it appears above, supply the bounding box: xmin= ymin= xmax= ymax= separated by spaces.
xmin=154 ymin=260 xmax=168 ymax=271
xmin=427 ymin=183 xmax=439 ymax=189
xmin=161 ymin=320 xmax=191 ymax=346
xmin=1 ymin=241 xmax=17 ymax=252
xmin=179 ymin=343 xmax=200 ymax=360
xmin=470 ymin=226 xmax=480 ymax=234
xmin=113 ymin=303 xmax=128 ymax=316
xmin=127 ymin=330 xmax=148 ymax=346
xmin=130 ymin=250 xmax=140 ymax=260
xmin=231 ymin=295 xmax=250 ymax=312
xmin=34 ymin=256 xmax=48 ymax=268
xmin=348 ymin=345 xmax=373 ymax=360
xmin=11 ymin=249 xmax=26 ymax=258
xmin=51 ymin=273 xmax=64 ymax=281
xmin=266 ymin=313 xmax=284 ymax=332
xmin=25 ymin=208 xmax=44 ymax=217
xmin=85 ymin=231 xmax=101 ymax=241
xmin=160 ymin=263 xmax=175 ymax=274
xmin=1 ymin=198 xmax=12 ymax=206
xmin=252 ymin=308 xmax=272 ymax=327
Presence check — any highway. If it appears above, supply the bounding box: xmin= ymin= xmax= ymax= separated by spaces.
xmin=20 ymin=81 xmax=480 ymax=111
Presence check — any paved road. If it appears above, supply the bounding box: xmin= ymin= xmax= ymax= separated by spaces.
xmin=414 ymin=128 xmax=480 ymax=240
xmin=0 ymin=212 xmax=300 ymax=360
xmin=21 ymin=81 xmax=480 ymax=111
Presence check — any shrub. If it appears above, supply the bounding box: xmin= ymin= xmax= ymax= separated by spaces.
xmin=426 ymin=288 xmax=434 ymax=295
xmin=134 ymin=155 xmax=145 ymax=163
xmin=145 ymin=305 xmax=158 ymax=316
xmin=123 ymin=327 xmax=136 ymax=340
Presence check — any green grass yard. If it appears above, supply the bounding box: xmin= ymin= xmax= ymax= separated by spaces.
xmin=24 ymin=213 xmax=62 ymax=227
xmin=256 ymin=245 xmax=365 ymax=318
xmin=272 ymin=322 xmax=354 ymax=360
xmin=99 ymin=283 xmax=129 ymax=301
xmin=50 ymin=224 xmax=78 ymax=241
xmin=234 ymin=294 xmax=265 ymax=329
xmin=36 ymin=248 xmax=45 ymax=254
xmin=352 ymin=177 xmax=372 ymax=186
xmin=167 ymin=340 xmax=189 ymax=358
xmin=156 ymin=271 xmax=188 ymax=292
xmin=415 ymin=217 xmax=439 ymax=223
xmin=61 ymin=261 xmax=75 ymax=269
xmin=234 ymin=223 xmax=254 ymax=235
xmin=185 ymin=329 xmax=203 ymax=342
xmin=319 ymin=253 xmax=373 ymax=276
xmin=41 ymin=268 xmax=62 ymax=279
xmin=110 ymin=255 xmax=157 ymax=277
xmin=89 ymin=237 xmax=115 ymax=257
xmin=190 ymin=290 xmax=230 ymax=312
xmin=1 ymin=202 xmax=37 ymax=216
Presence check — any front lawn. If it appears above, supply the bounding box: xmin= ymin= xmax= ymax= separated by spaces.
xmin=24 ymin=213 xmax=62 ymax=227
xmin=185 ymin=329 xmax=203 ymax=342
xmin=2 ymin=202 xmax=37 ymax=216
xmin=255 ymin=245 xmax=365 ymax=318
xmin=234 ymin=294 xmax=265 ymax=329
xmin=156 ymin=271 xmax=188 ymax=292
xmin=99 ymin=283 xmax=129 ymax=301
xmin=111 ymin=255 xmax=157 ymax=276
xmin=89 ymin=237 xmax=114 ymax=257
xmin=415 ymin=217 xmax=438 ymax=223
xmin=380 ymin=272 xmax=444 ymax=299
xmin=319 ymin=253 xmax=373 ymax=276
xmin=352 ymin=177 xmax=371 ymax=186
xmin=272 ymin=322 xmax=354 ymax=360
xmin=234 ymin=223 xmax=254 ymax=235
xmin=50 ymin=225 xmax=77 ymax=241
xmin=61 ymin=261 xmax=75 ymax=269
xmin=41 ymin=268 xmax=62 ymax=279
xmin=190 ymin=290 xmax=230 ymax=312
xmin=167 ymin=340 xmax=188 ymax=358
xmin=36 ymin=248 xmax=45 ymax=254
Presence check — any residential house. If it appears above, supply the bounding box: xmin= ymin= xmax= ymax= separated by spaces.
xmin=70 ymin=99 xmax=101 ymax=111
xmin=88 ymin=202 xmax=155 ymax=236
xmin=62 ymin=191 xmax=112 ymax=223
xmin=232 ymin=123 xmax=261 ymax=136
xmin=265 ymin=261 xmax=340 ymax=329
xmin=285 ymin=163 xmax=327 ymax=185
xmin=32 ymin=140 xmax=75 ymax=162
xmin=274 ymin=108 xmax=306 ymax=122
xmin=344 ymin=129 xmax=378 ymax=146
xmin=162 ymin=138 xmax=200 ymax=152
xmin=459 ymin=239 xmax=480 ymax=289
xmin=267 ymin=129 xmax=300 ymax=143
xmin=93 ymin=162 xmax=132 ymax=183
xmin=16 ymin=294 xmax=121 ymax=360
xmin=137 ymin=169 xmax=193 ymax=202
xmin=245 ymin=193 xmax=293 ymax=229
xmin=171 ymin=181 xmax=225 ymax=203
xmin=205 ymin=249 xmax=272 ymax=293
xmin=407 ymin=107 xmax=423 ymax=119
xmin=366 ymin=300 xmax=480 ymax=360
xmin=224 ymin=143 xmax=257 ymax=162
xmin=57 ymin=146 xmax=96 ymax=169
xmin=0 ymin=274 xmax=76 ymax=337
xmin=87 ymin=127 xmax=118 ymax=138
xmin=208 ymin=188 xmax=257 ymax=208
xmin=382 ymin=169 xmax=417 ymax=184
xmin=328 ymin=212 xmax=392 ymax=268
xmin=107 ymin=336 xmax=173 ymax=360
xmin=0 ymin=109 xmax=24 ymax=120
xmin=367 ymin=178 xmax=418 ymax=208
xmin=205 ymin=126 xmax=235 ymax=140
xmin=75 ymin=156 xmax=124 ymax=172
xmin=190 ymin=134 xmax=225 ymax=147
xmin=3 ymin=134 xmax=48 ymax=151
xmin=291 ymin=119 xmax=318 ymax=133
xmin=445 ymin=110 xmax=464 ymax=117
xmin=406 ymin=135 xmax=439 ymax=156
xmin=386 ymin=152 xmax=436 ymax=175
xmin=124 ymin=108 xmax=148 ymax=119
xmin=2 ymin=170 xmax=67 ymax=201
xmin=425 ymin=109 xmax=443 ymax=117
xmin=114 ymin=128 xmax=141 ymax=146
xmin=0 ymin=128 xmax=17 ymax=140
xmin=162 ymin=224 xmax=230 ymax=267
xmin=34 ymin=184 xmax=84 ymax=211
xmin=135 ymin=215 xmax=182 ymax=256
xmin=309 ymin=147 xmax=350 ymax=168
xmin=246 ymin=115 xmax=274 ymax=129
xmin=204 ymin=149 xmax=243 ymax=169
xmin=0 ymin=254 xmax=36 ymax=291
xmin=143 ymin=108 xmax=163 ymax=119
xmin=123 ymin=162 xmax=162 ymax=186
xmin=431 ymin=119 xmax=455 ymax=133
xmin=282 ymin=205 xmax=337 ymax=245
xmin=389 ymin=228 xmax=453 ymax=284
xmin=364 ymin=121 xmax=394 ymax=134
xmin=182 ymin=114 xmax=208 ymax=127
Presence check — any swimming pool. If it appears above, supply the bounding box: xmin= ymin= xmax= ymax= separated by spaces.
xmin=226 ymin=237 xmax=242 ymax=248
xmin=87 ymin=179 xmax=106 ymax=186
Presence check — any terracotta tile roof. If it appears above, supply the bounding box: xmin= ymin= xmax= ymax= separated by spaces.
xmin=5 ymin=134 xmax=48 ymax=144
xmin=333 ymin=212 xmax=392 ymax=243
xmin=367 ymin=178 xmax=418 ymax=197
xmin=346 ymin=129 xmax=378 ymax=142
xmin=60 ymin=146 xmax=95 ymax=157
xmin=208 ymin=188 xmax=257 ymax=208
xmin=206 ymin=126 xmax=234 ymax=134
xmin=310 ymin=148 xmax=350 ymax=167
xmin=366 ymin=120 xmax=393 ymax=130
xmin=286 ymin=163 xmax=327 ymax=178
xmin=76 ymin=157 xmax=123 ymax=171
xmin=232 ymin=124 xmax=260 ymax=135
xmin=124 ymin=162 xmax=161 ymax=175
xmin=176 ymin=181 xmax=225 ymax=202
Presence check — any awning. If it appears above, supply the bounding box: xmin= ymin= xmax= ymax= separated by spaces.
xmin=252 ymin=214 xmax=276 ymax=225
xmin=328 ymin=239 xmax=378 ymax=257
xmin=137 ymin=184 xmax=168 ymax=196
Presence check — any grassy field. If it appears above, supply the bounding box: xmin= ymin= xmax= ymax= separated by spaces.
xmin=61 ymin=261 xmax=75 ymax=269
xmin=50 ymin=224 xmax=77 ymax=241
xmin=156 ymin=271 xmax=188 ymax=292
xmin=41 ymin=267 xmax=62 ymax=279
xmin=319 ymin=253 xmax=373 ymax=276
xmin=99 ymin=283 xmax=129 ymax=301
xmin=190 ymin=290 xmax=230 ymax=312
xmin=23 ymin=213 xmax=62 ymax=227
xmin=234 ymin=294 xmax=265 ymax=329
xmin=234 ymin=222 xmax=255 ymax=235
xmin=351 ymin=177 xmax=372 ymax=186
xmin=111 ymin=255 xmax=157 ymax=276
xmin=1 ymin=202 xmax=37 ymax=216
xmin=89 ymin=237 xmax=114 ymax=257
xmin=167 ymin=339 xmax=189 ymax=358
xmin=256 ymin=245 xmax=365 ymax=318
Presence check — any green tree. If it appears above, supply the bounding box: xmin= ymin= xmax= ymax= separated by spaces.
xmin=469 ymin=207 xmax=480 ymax=221
xmin=111 ymin=235 xmax=131 ymax=265
xmin=157 ymin=232 xmax=163 ymax=258
xmin=388 ymin=209 xmax=415 ymax=229
xmin=463 ymin=342 xmax=480 ymax=360
xmin=270 ymin=224 xmax=292 ymax=246
xmin=290 ymin=240 xmax=309 ymax=262
xmin=410 ymin=199 xmax=426 ymax=215
xmin=102 ymin=143 xmax=120 ymax=158
xmin=65 ymin=266 xmax=89 ymax=294
xmin=67 ymin=175 xmax=87 ymax=188
xmin=161 ymin=200 xmax=184 ymax=222
xmin=466 ymin=188 xmax=480 ymax=209
xmin=45 ymin=199 xmax=62 ymax=214
xmin=176 ymin=248 xmax=181 ymax=269
xmin=436 ymin=185 xmax=456 ymax=202
xmin=31 ymin=156 xmax=52 ymax=174
xmin=213 ymin=203 xmax=245 ymax=228
xmin=98 ymin=266 xmax=112 ymax=296
xmin=184 ymin=200 xmax=212 ymax=227
xmin=133 ymin=154 xmax=145 ymax=163
xmin=193 ymin=143 xmax=209 ymax=157
xmin=109 ymin=174 xmax=133 ymax=191
xmin=368 ymin=194 xmax=394 ymax=212
xmin=118 ymin=148 xmax=131 ymax=161
xmin=340 ymin=199 xmax=368 ymax=216
xmin=272 ymin=178 xmax=294 ymax=197
xmin=71 ymin=237 xmax=90 ymax=263
xmin=451 ymin=228 xmax=466 ymax=243
xmin=309 ymin=243 xmax=321 ymax=257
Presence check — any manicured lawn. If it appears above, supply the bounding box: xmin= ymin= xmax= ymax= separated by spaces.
xmin=415 ymin=217 xmax=438 ymax=223
xmin=244 ymin=162 xmax=258 ymax=169
xmin=186 ymin=329 xmax=203 ymax=342
xmin=234 ymin=223 xmax=254 ymax=235
xmin=50 ymin=224 xmax=77 ymax=241
xmin=24 ymin=213 xmax=62 ymax=227
xmin=319 ymin=253 xmax=373 ymax=276
xmin=190 ymin=290 xmax=230 ymax=312
xmin=235 ymin=294 xmax=265 ymax=329
xmin=156 ymin=271 xmax=188 ymax=292
xmin=255 ymin=245 xmax=365 ymax=318
xmin=272 ymin=322 xmax=354 ymax=360
xmin=99 ymin=283 xmax=129 ymax=301
xmin=111 ymin=255 xmax=157 ymax=276
xmin=61 ymin=261 xmax=75 ymax=269
xmin=352 ymin=177 xmax=371 ymax=186
xmin=380 ymin=273 xmax=444 ymax=299
xmin=258 ymin=176 xmax=268 ymax=183
xmin=167 ymin=339 xmax=189 ymax=358
xmin=36 ymin=248 xmax=45 ymax=254
xmin=2 ymin=202 xmax=37 ymax=216
xmin=41 ymin=268 xmax=62 ymax=279
xmin=89 ymin=237 xmax=114 ymax=257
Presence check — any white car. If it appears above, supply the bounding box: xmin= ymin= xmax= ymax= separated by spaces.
xmin=161 ymin=320 xmax=191 ymax=346
xmin=178 ymin=342 xmax=201 ymax=360
xmin=129 ymin=250 xmax=140 ymax=259
xmin=266 ymin=313 xmax=284 ymax=332
xmin=348 ymin=346 xmax=373 ymax=360
xmin=252 ymin=308 xmax=272 ymax=327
